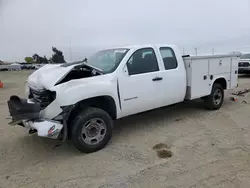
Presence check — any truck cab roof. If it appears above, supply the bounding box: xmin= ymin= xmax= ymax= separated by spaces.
xmin=111 ymin=44 xmax=178 ymax=50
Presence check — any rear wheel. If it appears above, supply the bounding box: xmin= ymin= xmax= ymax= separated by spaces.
xmin=71 ymin=107 xmax=113 ymax=153
xmin=204 ymin=83 xmax=224 ymax=110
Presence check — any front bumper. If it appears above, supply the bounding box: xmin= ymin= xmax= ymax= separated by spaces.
xmin=22 ymin=120 xmax=63 ymax=139
xmin=238 ymin=67 xmax=250 ymax=73
xmin=7 ymin=95 xmax=63 ymax=139
xmin=8 ymin=95 xmax=40 ymax=123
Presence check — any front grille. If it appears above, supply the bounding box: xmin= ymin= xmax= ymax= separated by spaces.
xmin=29 ymin=88 xmax=56 ymax=109
xmin=239 ymin=62 xmax=250 ymax=67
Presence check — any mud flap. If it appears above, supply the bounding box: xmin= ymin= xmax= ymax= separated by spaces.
xmin=61 ymin=105 xmax=74 ymax=142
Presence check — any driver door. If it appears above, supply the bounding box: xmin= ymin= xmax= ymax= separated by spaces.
xmin=118 ymin=47 xmax=162 ymax=117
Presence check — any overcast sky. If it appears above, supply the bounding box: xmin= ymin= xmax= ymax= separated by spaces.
xmin=0 ymin=0 xmax=250 ymax=62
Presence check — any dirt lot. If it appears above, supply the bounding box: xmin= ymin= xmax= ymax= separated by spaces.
xmin=1 ymin=71 xmax=250 ymax=188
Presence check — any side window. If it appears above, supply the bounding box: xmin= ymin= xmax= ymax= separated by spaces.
xmin=127 ymin=48 xmax=159 ymax=75
xmin=159 ymin=47 xmax=178 ymax=70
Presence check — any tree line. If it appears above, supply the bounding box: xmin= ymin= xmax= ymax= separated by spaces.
xmin=24 ymin=47 xmax=66 ymax=64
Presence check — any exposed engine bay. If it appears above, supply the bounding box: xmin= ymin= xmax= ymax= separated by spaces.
xmin=28 ymin=88 xmax=56 ymax=110
xmin=56 ymin=63 xmax=103 ymax=85
xmin=23 ymin=63 xmax=104 ymax=111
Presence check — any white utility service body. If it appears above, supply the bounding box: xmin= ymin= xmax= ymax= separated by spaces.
xmin=7 ymin=44 xmax=241 ymax=153
xmin=183 ymin=54 xmax=239 ymax=100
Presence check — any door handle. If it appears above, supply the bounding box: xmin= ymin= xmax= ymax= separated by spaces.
xmin=152 ymin=77 xmax=163 ymax=81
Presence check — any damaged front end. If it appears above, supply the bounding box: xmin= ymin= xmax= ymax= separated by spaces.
xmin=7 ymin=60 xmax=105 ymax=140
xmin=7 ymin=93 xmax=64 ymax=140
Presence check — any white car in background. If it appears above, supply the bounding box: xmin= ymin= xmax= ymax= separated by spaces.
xmin=8 ymin=63 xmax=22 ymax=71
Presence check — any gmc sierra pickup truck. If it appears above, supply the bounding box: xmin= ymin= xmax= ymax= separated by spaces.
xmin=7 ymin=44 xmax=241 ymax=153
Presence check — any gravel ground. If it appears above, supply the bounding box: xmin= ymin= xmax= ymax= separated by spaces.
xmin=1 ymin=71 xmax=250 ymax=188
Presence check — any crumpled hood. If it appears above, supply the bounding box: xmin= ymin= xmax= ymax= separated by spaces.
xmin=28 ymin=64 xmax=75 ymax=90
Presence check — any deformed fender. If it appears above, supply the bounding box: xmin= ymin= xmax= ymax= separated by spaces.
xmin=55 ymin=83 xmax=119 ymax=107
xmin=52 ymin=77 xmax=121 ymax=119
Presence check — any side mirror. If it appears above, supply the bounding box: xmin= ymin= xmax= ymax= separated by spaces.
xmin=123 ymin=64 xmax=129 ymax=76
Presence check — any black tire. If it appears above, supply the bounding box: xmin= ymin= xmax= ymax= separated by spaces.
xmin=204 ymin=83 xmax=224 ymax=110
xmin=71 ymin=107 xmax=113 ymax=153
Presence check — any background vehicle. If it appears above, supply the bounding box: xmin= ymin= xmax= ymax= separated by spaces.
xmin=0 ymin=65 xmax=9 ymax=71
xmin=8 ymin=63 xmax=22 ymax=71
xmin=238 ymin=53 xmax=250 ymax=74
xmin=7 ymin=44 xmax=241 ymax=153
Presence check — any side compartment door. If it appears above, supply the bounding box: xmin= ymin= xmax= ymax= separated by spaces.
xmin=230 ymin=56 xmax=239 ymax=88
xmin=118 ymin=47 xmax=162 ymax=117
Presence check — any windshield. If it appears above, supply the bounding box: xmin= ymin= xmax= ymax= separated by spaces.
xmin=241 ymin=54 xmax=250 ymax=59
xmin=87 ymin=48 xmax=129 ymax=73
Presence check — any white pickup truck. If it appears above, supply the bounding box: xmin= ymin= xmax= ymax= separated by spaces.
xmin=7 ymin=44 xmax=241 ymax=153
xmin=238 ymin=53 xmax=250 ymax=74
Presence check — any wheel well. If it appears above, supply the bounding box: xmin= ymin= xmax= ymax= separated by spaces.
xmin=67 ymin=95 xmax=117 ymax=124
xmin=214 ymin=78 xmax=227 ymax=89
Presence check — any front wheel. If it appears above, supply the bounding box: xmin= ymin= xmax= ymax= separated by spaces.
xmin=71 ymin=107 xmax=113 ymax=153
xmin=204 ymin=83 xmax=224 ymax=110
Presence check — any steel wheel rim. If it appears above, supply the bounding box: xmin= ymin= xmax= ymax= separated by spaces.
xmin=81 ymin=118 xmax=107 ymax=145
xmin=213 ymin=89 xmax=222 ymax=105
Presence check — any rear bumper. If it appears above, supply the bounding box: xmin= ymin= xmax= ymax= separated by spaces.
xmin=7 ymin=95 xmax=63 ymax=139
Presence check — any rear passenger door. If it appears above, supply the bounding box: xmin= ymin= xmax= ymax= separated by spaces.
xmin=154 ymin=47 xmax=187 ymax=106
